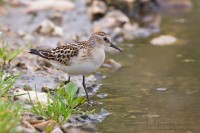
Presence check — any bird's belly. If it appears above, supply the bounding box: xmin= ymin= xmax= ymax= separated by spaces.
xmin=50 ymin=48 xmax=105 ymax=75
xmin=50 ymin=60 xmax=102 ymax=75
xmin=65 ymin=62 xmax=100 ymax=75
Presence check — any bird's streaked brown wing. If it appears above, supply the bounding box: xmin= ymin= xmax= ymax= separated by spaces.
xmin=29 ymin=45 xmax=79 ymax=65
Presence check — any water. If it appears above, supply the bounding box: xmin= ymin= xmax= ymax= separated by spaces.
xmin=95 ymin=1 xmax=200 ymax=133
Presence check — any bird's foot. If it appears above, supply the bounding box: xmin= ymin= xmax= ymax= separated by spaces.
xmin=86 ymin=100 xmax=92 ymax=109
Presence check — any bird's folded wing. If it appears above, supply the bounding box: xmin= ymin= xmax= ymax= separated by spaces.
xmin=48 ymin=45 xmax=80 ymax=65
xmin=29 ymin=44 xmax=80 ymax=65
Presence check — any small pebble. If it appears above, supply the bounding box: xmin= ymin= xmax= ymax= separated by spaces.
xmin=156 ymin=88 xmax=167 ymax=91
xmin=96 ymin=93 xmax=108 ymax=98
xmin=23 ymin=85 xmax=32 ymax=91
xmin=151 ymin=35 xmax=177 ymax=46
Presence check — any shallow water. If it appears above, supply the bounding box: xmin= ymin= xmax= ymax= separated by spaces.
xmin=95 ymin=1 xmax=200 ymax=133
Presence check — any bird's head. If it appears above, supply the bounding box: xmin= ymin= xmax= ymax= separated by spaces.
xmin=88 ymin=32 xmax=123 ymax=52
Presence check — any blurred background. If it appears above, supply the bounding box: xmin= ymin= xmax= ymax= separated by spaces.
xmin=0 ymin=0 xmax=200 ymax=133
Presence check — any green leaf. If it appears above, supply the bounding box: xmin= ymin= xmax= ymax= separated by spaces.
xmin=71 ymin=97 xmax=86 ymax=108
xmin=64 ymin=82 xmax=78 ymax=101
xmin=0 ymin=69 xmax=20 ymax=97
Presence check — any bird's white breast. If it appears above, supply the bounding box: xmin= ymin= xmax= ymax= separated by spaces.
xmin=50 ymin=47 xmax=105 ymax=75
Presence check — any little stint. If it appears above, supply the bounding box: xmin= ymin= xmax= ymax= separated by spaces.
xmin=29 ymin=32 xmax=123 ymax=102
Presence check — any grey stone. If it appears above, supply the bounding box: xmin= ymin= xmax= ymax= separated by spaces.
xmin=51 ymin=127 xmax=63 ymax=133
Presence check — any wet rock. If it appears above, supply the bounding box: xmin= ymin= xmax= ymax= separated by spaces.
xmin=15 ymin=71 xmax=58 ymax=91
xmin=104 ymin=0 xmax=136 ymax=16
xmin=128 ymin=109 xmax=146 ymax=115
xmin=94 ymin=72 xmax=105 ymax=81
xmin=121 ymin=23 xmax=137 ymax=40
xmin=48 ymin=12 xmax=63 ymax=25
xmin=156 ymin=88 xmax=167 ymax=91
xmin=130 ymin=115 xmax=137 ymax=119
xmin=174 ymin=18 xmax=186 ymax=24
xmin=16 ymin=62 xmax=27 ymax=69
xmin=37 ymin=59 xmax=52 ymax=68
xmin=41 ymin=86 xmax=55 ymax=93
xmin=61 ymin=124 xmax=96 ymax=133
xmin=35 ymin=19 xmax=63 ymax=36
xmin=186 ymin=90 xmax=199 ymax=95
xmin=150 ymin=35 xmax=177 ymax=46
xmin=33 ymin=120 xmax=60 ymax=132
xmin=182 ymin=59 xmax=195 ymax=63
xmin=110 ymin=27 xmax=124 ymax=42
xmin=23 ymin=34 xmax=34 ymax=42
xmin=0 ymin=6 xmax=7 ymax=16
xmin=133 ymin=27 xmax=151 ymax=38
xmin=88 ymin=0 xmax=107 ymax=21
xmin=96 ymin=93 xmax=108 ymax=98
xmin=110 ymin=22 xmax=157 ymax=39
xmin=68 ymin=108 xmax=110 ymax=125
xmin=15 ymin=126 xmax=36 ymax=133
xmin=158 ymin=0 xmax=192 ymax=14
xmin=102 ymin=59 xmax=122 ymax=71
xmin=21 ymin=120 xmax=36 ymax=132
xmin=127 ymin=43 xmax=134 ymax=47
xmin=51 ymin=127 xmax=63 ymax=133
xmin=22 ymin=113 xmax=45 ymax=125
xmin=86 ymin=0 xmax=93 ymax=5
xmin=143 ymin=113 xmax=160 ymax=118
xmin=103 ymin=10 xmax=129 ymax=26
xmin=13 ymin=89 xmax=52 ymax=105
xmin=63 ymin=127 xmax=82 ymax=133
xmin=133 ymin=0 xmax=161 ymax=30
xmin=7 ymin=0 xmax=21 ymax=6
xmin=85 ymin=84 xmax=100 ymax=96
xmin=25 ymin=0 xmax=75 ymax=13
xmin=23 ymin=85 xmax=32 ymax=91
xmin=93 ymin=10 xmax=129 ymax=32
xmin=17 ymin=30 xmax=26 ymax=37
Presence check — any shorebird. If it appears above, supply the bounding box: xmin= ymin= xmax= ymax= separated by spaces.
xmin=29 ymin=32 xmax=122 ymax=102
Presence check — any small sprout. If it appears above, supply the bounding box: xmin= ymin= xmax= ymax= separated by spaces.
xmin=0 ymin=42 xmax=26 ymax=66
xmin=0 ymin=67 xmax=20 ymax=97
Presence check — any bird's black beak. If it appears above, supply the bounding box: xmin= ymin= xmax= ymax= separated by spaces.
xmin=110 ymin=43 xmax=123 ymax=52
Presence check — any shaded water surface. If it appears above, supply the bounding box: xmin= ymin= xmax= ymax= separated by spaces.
xmin=95 ymin=1 xmax=200 ymax=133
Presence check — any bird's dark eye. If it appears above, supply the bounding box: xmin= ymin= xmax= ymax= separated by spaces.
xmin=103 ymin=37 xmax=108 ymax=41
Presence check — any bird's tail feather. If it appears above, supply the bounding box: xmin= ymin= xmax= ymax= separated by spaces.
xmin=29 ymin=49 xmax=49 ymax=59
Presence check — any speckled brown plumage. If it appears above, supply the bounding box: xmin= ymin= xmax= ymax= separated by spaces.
xmin=30 ymin=43 xmax=90 ymax=65
xmin=49 ymin=45 xmax=79 ymax=65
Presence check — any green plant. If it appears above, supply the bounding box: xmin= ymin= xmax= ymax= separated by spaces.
xmin=0 ymin=100 xmax=22 ymax=133
xmin=0 ymin=68 xmax=20 ymax=97
xmin=57 ymin=82 xmax=86 ymax=109
xmin=0 ymin=42 xmax=25 ymax=66
xmin=29 ymin=82 xmax=86 ymax=124
xmin=0 ymin=0 xmax=4 ymax=5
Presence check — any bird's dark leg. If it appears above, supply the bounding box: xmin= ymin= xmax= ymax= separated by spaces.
xmin=82 ymin=75 xmax=90 ymax=103
xmin=65 ymin=76 xmax=71 ymax=84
